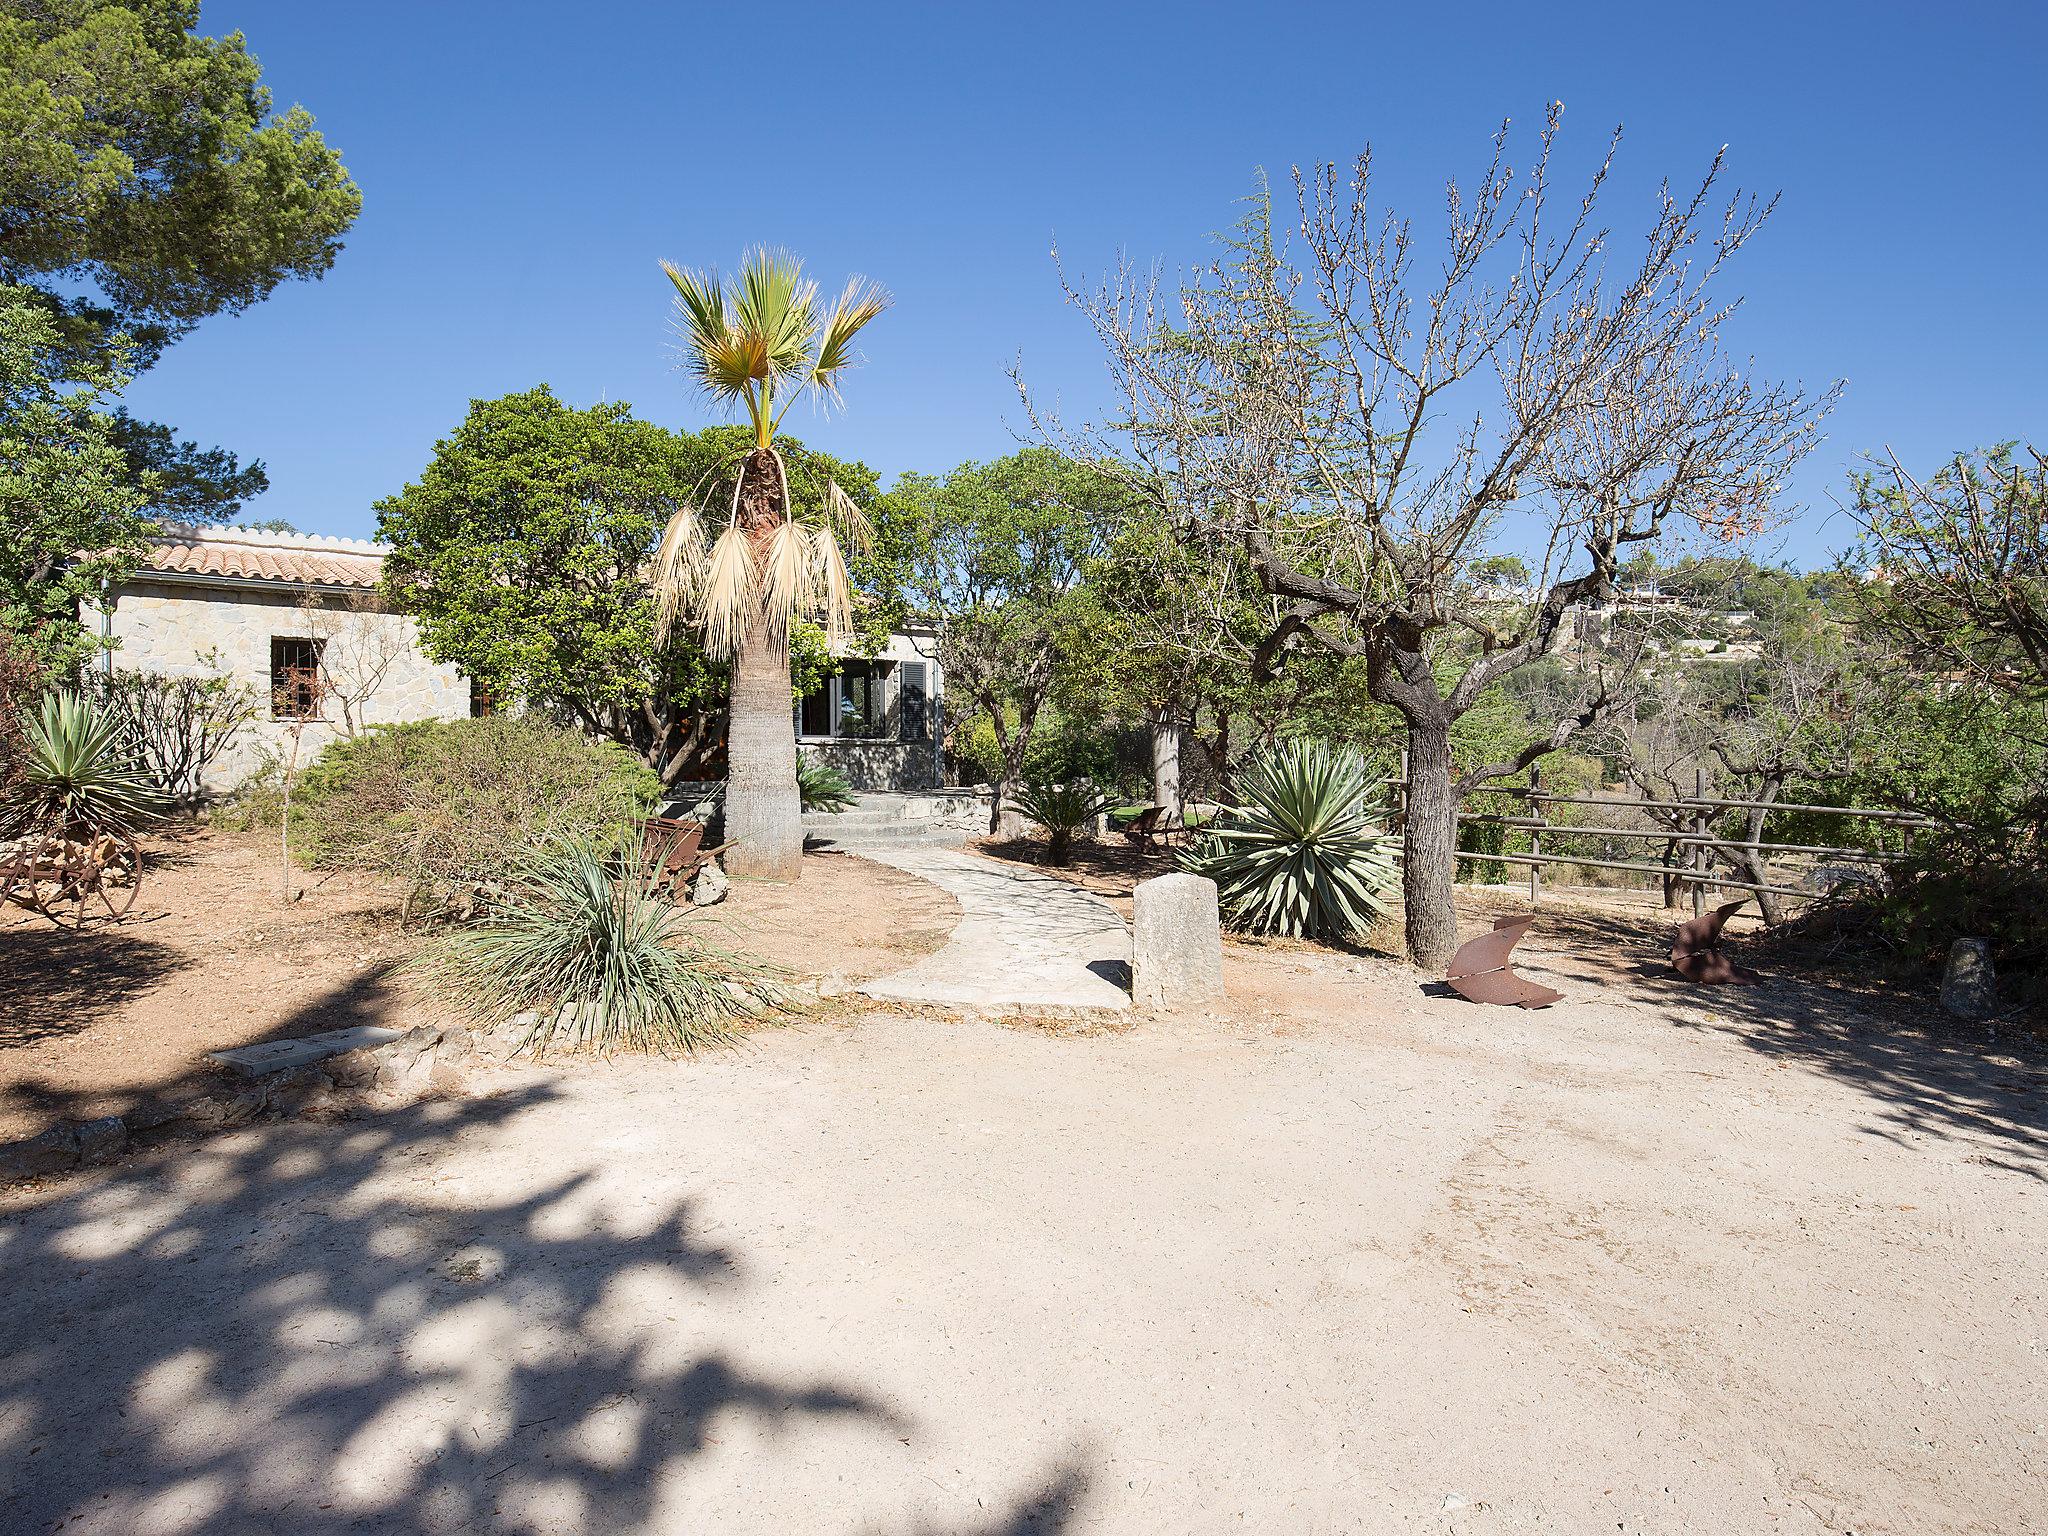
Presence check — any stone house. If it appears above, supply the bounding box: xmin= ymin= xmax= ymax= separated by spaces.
xmin=90 ymin=526 xmax=472 ymax=792
xmin=90 ymin=524 xmax=950 ymax=795
xmin=793 ymin=620 xmax=947 ymax=790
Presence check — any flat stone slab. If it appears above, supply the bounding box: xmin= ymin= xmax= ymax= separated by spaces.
xmin=855 ymin=847 xmax=1131 ymax=1012
xmin=207 ymin=1026 xmax=404 ymax=1080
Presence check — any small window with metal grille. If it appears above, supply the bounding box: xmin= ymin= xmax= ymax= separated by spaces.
xmin=269 ymin=636 xmax=325 ymax=720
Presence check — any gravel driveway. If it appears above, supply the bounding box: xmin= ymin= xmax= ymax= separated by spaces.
xmin=2 ymin=950 xmax=2041 ymax=1534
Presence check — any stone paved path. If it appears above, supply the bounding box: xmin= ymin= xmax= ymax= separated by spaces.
xmin=855 ymin=846 xmax=1132 ymax=1011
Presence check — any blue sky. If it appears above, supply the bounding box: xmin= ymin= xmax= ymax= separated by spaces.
xmin=127 ymin=1 xmax=2047 ymax=567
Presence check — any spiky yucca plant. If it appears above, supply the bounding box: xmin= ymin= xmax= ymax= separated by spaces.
xmin=6 ymin=691 xmax=165 ymax=838
xmin=651 ymin=248 xmax=888 ymax=883
xmin=422 ymin=839 xmax=786 ymax=1057
xmin=797 ymin=756 xmax=856 ymax=814
xmin=1011 ymin=779 xmax=1117 ymax=865
xmin=1180 ymin=740 xmax=1399 ymax=939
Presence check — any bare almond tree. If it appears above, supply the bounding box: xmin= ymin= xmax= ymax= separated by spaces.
xmin=1036 ymin=112 xmax=1834 ymax=967
xmin=300 ymin=591 xmax=407 ymax=738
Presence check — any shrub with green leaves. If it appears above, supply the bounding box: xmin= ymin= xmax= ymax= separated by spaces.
xmin=1180 ymin=739 xmax=1399 ymax=939
xmin=292 ymin=716 xmax=661 ymax=915
xmin=1010 ymin=778 xmax=1117 ymax=865
xmin=5 ymin=691 xmax=165 ymax=838
xmin=417 ymin=837 xmax=785 ymax=1056
xmin=797 ymin=756 xmax=856 ymax=814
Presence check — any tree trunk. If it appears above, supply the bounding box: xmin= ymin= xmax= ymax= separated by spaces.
xmin=722 ymin=610 xmax=802 ymax=880
xmin=1147 ymin=708 xmax=1182 ymax=821
xmin=1401 ymin=718 xmax=1460 ymax=971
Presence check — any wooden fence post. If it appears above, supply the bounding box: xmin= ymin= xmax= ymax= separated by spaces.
xmin=1527 ymin=762 xmax=1543 ymax=905
xmin=1691 ymin=767 xmax=1708 ymax=919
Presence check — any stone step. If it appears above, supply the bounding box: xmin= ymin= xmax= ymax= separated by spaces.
xmin=207 ymin=1025 xmax=404 ymax=1079
xmin=808 ymin=822 xmax=972 ymax=849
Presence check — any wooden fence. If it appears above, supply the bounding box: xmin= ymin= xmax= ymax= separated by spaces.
xmin=1392 ymin=757 xmax=1938 ymax=916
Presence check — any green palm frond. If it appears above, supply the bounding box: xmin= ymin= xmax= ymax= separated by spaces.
xmin=731 ymin=247 xmax=820 ymax=382
xmin=1179 ymin=740 xmax=1399 ymax=939
xmin=6 ymin=691 xmax=165 ymax=837
xmin=659 ymin=249 xmax=889 ymax=448
xmin=797 ymin=757 xmax=856 ymax=814
xmin=811 ymin=276 xmax=890 ymax=399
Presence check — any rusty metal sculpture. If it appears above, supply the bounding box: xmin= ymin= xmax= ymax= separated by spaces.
xmin=1670 ymin=900 xmax=1760 ymax=985
xmin=1446 ymin=915 xmax=1564 ymax=1008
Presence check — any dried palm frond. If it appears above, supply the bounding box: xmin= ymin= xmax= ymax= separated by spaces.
xmin=761 ymin=521 xmax=821 ymax=637
xmin=811 ymin=523 xmax=857 ymax=642
xmin=650 ymin=501 xmax=709 ymax=641
xmin=823 ymin=479 xmax=875 ymax=553
xmin=700 ymin=524 xmax=761 ymax=657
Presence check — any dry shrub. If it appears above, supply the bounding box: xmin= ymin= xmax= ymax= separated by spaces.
xmin=0 ymin=632 xmax=44 ymax=795
xmin=293 ymin=716 xmax=662 ymax=918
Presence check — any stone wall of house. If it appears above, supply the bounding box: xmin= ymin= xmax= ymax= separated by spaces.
xmin=101 ymin=580 xmax=470 ymax=792
xmin=799 ymin=739 xmax=944 ymax=791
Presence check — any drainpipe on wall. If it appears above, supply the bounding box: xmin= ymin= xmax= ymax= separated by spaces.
xmin=98 ymin=579 xmax=115 ymax=673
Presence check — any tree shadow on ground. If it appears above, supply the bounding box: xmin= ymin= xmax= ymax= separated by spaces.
xmin=0 ymin=922 xmax=191 ymax=1049
xmin=1490 ymin=897 xmax=2048 ymax=1179
xmin=0 ymin=1084 xmax=1096 ymax=1532
xmin=0 ymin=959 xmax=419 ymax=1136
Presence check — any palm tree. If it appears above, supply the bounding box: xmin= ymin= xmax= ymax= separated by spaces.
xmin=653 ymin=249 xmax=888 ymax=880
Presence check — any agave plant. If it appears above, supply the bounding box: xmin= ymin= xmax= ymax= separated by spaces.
xmin=420 ymin=837 xmax=786 ymax=1056
xmin=5 ymin=691 xmax=165 ymax=838
xmin=797 ymin=756 xmax=856 ymax=814
xmin=1179 ymin=740 xmax=1399 ymax=939
xmin=1010 ymin=778 xmax=1118 ymax=865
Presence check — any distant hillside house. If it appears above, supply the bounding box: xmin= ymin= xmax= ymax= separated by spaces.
xmin=88 ymin=524 xmax=948 ymax=796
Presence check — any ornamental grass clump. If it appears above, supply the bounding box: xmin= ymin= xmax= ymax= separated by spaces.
xmin=421 ymin=837 xmax=787 ymax=1057
xmin=1010 ymin=778 xmax=1117 ymax=865
xmin=1180 ymin=739 xmax=1399 ymax=940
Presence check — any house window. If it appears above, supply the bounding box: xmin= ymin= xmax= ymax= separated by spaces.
xmin=795 ymin=661 xmax=897 ymax=741
xmin=269 ymin=636 xmax=325 ymax=720
xmin=468 ymin=675 xmax=495 ymax=718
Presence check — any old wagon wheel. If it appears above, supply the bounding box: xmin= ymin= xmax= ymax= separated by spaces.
xmin=91 ymin=830 xmax=143 ymax=921
xmin=0 ymin=828 xmax=71 ymax=925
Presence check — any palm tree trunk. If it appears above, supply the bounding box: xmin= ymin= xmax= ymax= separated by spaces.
xmin=722 ymin=609 xmax=802 ymax=880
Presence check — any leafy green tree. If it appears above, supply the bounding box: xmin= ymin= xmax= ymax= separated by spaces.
xmin=650 ymin=250 xmax=888 ymax=881
xmin=1 ymin=1 xmax=359 ymax=523
xmin=898 ymin=449 xmax=1114 ymax=832
xmin=376 ymin=390 xmax=876 ymax=786
xmin=0 ymin=285 xmax=147 ymax=668
xmin=377 ymin=388 xmax=721 ymax=784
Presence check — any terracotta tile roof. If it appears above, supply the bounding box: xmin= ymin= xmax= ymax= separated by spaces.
xmin=136 ymin=526 xmax=387 ymax=590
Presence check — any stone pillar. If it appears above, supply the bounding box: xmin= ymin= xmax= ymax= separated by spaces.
xmin=1132 ymin=873 xmax=1225 ymax=1011
xmin=1940 ymin=937 xmax=1997 ymax=1019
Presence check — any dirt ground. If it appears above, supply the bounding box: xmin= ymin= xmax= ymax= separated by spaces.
xmin=0 ymin=826 xmax=957 ymax=1141
xmin=2 ymin=830 xmax=2044 ymax=1532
